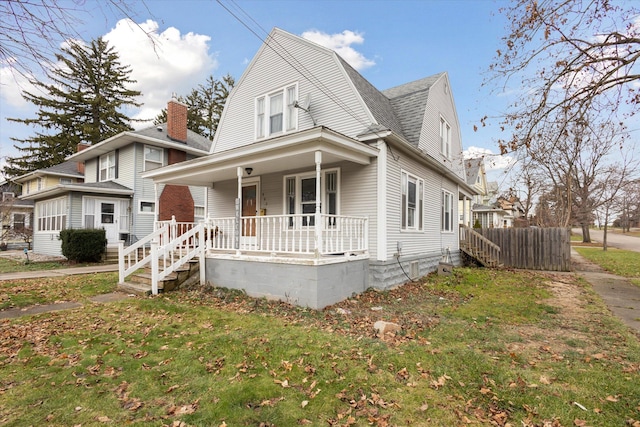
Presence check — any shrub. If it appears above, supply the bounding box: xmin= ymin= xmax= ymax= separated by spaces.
xmin=473 ymin=219 xmax=482 ymax=229
xmin=59 ymin=229 xmax=106 ymax=262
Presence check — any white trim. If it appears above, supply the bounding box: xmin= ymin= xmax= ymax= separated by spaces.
xmin=99 ymin=151 xmax=116 ymax=182
xmin=441 ymin=189 xmax=455 ymax=233
xmin=282 ymin=168 xmax=340 ymax=218
xmin=143 ymin=145 xmax=164 ymax=171
xmin=254 ymin=82 xmax=298 ymax=140
xmin=400 ymin=169 xmax=424 ymax=232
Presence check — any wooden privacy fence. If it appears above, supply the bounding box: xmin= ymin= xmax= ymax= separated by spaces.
xmin=476 ymin=227 xmax=571 ymax=271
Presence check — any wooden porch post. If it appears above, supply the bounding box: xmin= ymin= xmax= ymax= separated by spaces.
xmin=236 ymin=166 xmax=242 ymax=255
xmin=315 ymin=151 xmax=322 ymax=257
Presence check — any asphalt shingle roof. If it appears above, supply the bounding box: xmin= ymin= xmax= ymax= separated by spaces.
xmin=133 ymin=123 xmax=212 ymax=152
xmin=40 ymin=160 xmax=83 ymax=177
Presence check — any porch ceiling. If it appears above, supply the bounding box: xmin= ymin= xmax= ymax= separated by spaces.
xmin=143 ymin=126 xmax=379 ymax=186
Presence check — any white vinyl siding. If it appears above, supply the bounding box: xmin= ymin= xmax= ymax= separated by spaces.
xmin=215 ymin=30 xmax=370 ymax=153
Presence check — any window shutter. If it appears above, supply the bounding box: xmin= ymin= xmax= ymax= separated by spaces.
xmin=115 ymin=149 xmax=119 ymax=179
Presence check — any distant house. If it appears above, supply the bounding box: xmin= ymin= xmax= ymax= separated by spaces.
xmin=460 ymin=157 xmax=488 ymax=226
xmin=16 ymin=99 xmax=211 ymax=256
xmin=0 ymin=180 xmax=33 ymax=249
xmin=139 ymin=28 xmax=478 ymax=308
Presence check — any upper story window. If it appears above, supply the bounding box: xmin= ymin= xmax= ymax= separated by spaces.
xmin=144 ymin=146 xmax=163 ymax=171
xmin=440 ymin=116 xmax=451 ymax=158
xmin=99 ymin=152 xmax=116 ymax=181
xmin=256 ymin=84 xmax=298 ymax=139
xmin=60 ymin=178 xmax=73 ymax=185
xmin=2 ymin=192 xmax=14 ymax=201
xmin=401 ymin=170 xmax=424 ymax=231
xmin=37 ymin=177 xmax=43 ymax=191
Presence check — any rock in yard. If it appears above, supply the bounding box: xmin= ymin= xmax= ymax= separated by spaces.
xmin=373 ymin=320 xmax=401 ymax=337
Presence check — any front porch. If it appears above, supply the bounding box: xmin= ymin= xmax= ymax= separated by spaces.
xmin=119 ymin=213 xmax=370 ymax=308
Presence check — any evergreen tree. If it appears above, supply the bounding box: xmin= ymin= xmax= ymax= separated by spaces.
xmin=4 ymin=37 xmax=141 ymax=177
xmin=154 ymin=74 xmax=235 ymax=140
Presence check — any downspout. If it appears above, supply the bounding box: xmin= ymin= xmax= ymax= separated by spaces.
xmin=376 ymin=140 xmax=387 ymax=261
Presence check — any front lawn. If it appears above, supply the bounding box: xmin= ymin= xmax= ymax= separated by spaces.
xmin=574 ymin=247 xmax=640 ymax=286
xmin=1 ymin=268 xmax=638 ymax=426
xmin=0 ymin=272 xmax=118 ymax=310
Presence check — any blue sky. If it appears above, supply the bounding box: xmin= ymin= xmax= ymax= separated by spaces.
xmin=0 ymin=0 xmax=514 ymax=182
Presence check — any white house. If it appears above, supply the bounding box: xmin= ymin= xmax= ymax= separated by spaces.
xmin=139 ymin=28 xmax=477 ymax=308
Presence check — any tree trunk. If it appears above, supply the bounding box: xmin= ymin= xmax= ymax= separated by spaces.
xmin=581 ymin=223 xmax=591 ymax=243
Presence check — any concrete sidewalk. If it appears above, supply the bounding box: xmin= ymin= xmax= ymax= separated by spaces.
xmin=0 ymin=263 xmax=119 ymax=281
xmin=571 ymin=249 xmax=640 ymax=335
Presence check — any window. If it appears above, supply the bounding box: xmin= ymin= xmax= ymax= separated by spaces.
xmin=37 ymin=177 xmax=43 ymax=191
xmin=441 ymin=190 xmax=454 ymax=232
xmin=2 ymin=192 xmax=14 ymax=201
xmin=284 ymin=169 xmax=339 ymax=227
xmin=440 ymin=116 xmax=451 ymax=158
xmin=139 ymin=201 xmax=155 ymax=214
xmin=194 ymin=206 xmax=205 ymax=221
xmin=37 ymin=197 xmax=67 ymax=232
xmin=144 ymin=146 xmax=163 ymax=171
xmin=99 ymin=152 xmax=116 ymax=181
xmin=256 ymin=84 xmax=298 ymax=138
xmin=13 ymin=213 xmax=25 ymax=231
xmin=401 ymin=171 xmax=424 ymax=231
xmin=60 ymin=178 xmax=73 ymax=185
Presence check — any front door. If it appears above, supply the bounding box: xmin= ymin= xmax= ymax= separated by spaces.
xmin=100 ymin=202 xmax=118 ymax=243
xmin=242 ymin=185 xmax=257 ymax=237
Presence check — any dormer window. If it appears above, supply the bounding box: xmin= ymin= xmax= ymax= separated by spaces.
xmin=99 ymin=152 xmax=116 ymax=181
xmin=255 ymin=84 xmax=298 ymax=139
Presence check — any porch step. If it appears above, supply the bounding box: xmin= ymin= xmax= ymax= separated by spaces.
xmin=117 ymin=281 xmax=156 ymax=297
xmin=117 ymin=259 xmax=200 ymax=295
xmin=103 ymin=246 xmax=120 ymax=264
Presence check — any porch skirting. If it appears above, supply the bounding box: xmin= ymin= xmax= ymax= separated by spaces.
xmin=204 ymin=255 xmax=369 ymax=310
xmin=368 ymin=251 xmax=461 ymax=290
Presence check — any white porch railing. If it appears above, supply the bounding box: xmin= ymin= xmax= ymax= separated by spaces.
xmin=119 ymin=217 xmax=205 ymax=295
xmin=205 ymin=214 xmax=368 ymax=256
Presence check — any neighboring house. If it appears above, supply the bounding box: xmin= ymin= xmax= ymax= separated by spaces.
xmin=459 ymin=157 xmax=488 ymax=226
xmin=0 ymin=180 xmax=34 ymax=249
xmin=16 ymin=99 xmax=211 ymax=256
xmin=141 ymin=28 xmax=477 ymax=309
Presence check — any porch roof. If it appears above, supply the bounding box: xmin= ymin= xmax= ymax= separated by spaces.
xmin=19 ymin=181 xmax=133 ymax=201
xmin=142 ymin=126 xmax=380 ymax=186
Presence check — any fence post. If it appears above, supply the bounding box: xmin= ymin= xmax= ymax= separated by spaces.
xmin=118 ymin=240 xmax=125 ymax=284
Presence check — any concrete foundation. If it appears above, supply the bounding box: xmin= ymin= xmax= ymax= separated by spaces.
xmin=205 ymin=256 xmax=369 ymax=310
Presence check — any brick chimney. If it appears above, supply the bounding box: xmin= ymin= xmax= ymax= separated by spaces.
xmin=167 ymin=96 xmax=188 ymax=143
xmin=76 ymin=143 xmax=90 ymax=174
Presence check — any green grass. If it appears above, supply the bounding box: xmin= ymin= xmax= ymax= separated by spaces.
xmin=0 ymin=268 xmax=639 ymax=426
xmin=574 ymin=247 xmax=640 ymax=286
xmin=0 ymin=272 xmax=118 ymax=309
xmin=0 ymin=257 xmax=70 ymax=273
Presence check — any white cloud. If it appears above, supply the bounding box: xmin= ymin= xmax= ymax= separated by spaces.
xmin=301 ymin=29 xmax=375 ymax=71
xmin=103 ymin=19 xmax=218 ymax=125
xmin=0 ymin=67 xmax=36 ymax=108
xmin=464 ymin=146 xmax=515 ymax=170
